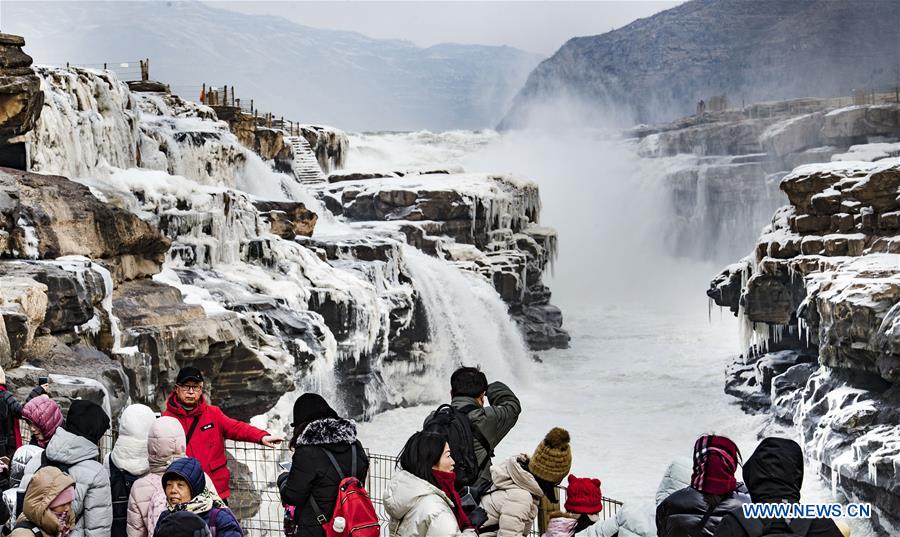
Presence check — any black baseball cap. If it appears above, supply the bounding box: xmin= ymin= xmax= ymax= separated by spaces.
xmin=176 ymin=366 xmax=204 ymax=385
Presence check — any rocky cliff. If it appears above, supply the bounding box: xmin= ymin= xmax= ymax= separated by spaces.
xmin=627 ymin=95 xmax=900 ymax=261
xmin=0 ymin=33 xmax=563 ymax=440
xmin=323 ymin=170 xmax=568 ymax=350
xmin=500 ymin=0 xmax=900 ymax=128
xmin=708 ymin=161 xmax=900 ymax=532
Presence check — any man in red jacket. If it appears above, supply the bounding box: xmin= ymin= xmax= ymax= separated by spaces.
xmin=162 ymin=366 xmax=283 ymax=500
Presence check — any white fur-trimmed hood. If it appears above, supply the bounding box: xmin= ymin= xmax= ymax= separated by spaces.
xmin=297 ymin=418 xmax=357 ymax=446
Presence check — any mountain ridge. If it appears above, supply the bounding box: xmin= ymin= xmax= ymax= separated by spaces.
xmin=500 ymin=0 xmax=900 ymax=129
xmin=1 ymin=0 xmax=543 ymax=131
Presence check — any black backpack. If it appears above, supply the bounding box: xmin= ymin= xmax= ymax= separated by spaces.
xmin=422 ymin=404 xmax=493 ymax=488
xmin=725 ymin=510 xmax=813 ymax=537
xmin=110 ymin=458 xmax=141 ymax=537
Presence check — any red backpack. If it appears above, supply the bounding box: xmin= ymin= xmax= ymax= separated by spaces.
xmin=306 ymin=445 xmax=380 ymax=537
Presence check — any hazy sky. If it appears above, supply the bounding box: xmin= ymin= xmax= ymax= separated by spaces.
xmin=210 ymin=1 xmax=681 ymax=55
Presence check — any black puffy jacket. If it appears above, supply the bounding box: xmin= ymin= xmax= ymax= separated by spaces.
xmin=712 ymin=438 xmax=842 ymax=537
xmin=657 ymin=485 xmax=749 ymax=537
xmin=278 ymin=418 xmax=369 ymax=537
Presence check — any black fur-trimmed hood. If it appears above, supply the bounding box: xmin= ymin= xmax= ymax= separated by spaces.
xmin=297 ymin=417 xmax=358 ymax=446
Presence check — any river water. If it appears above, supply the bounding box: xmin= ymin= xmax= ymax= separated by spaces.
xmin=351 ymin=128 xmax=878 ymax=535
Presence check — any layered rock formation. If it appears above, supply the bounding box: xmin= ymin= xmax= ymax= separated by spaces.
xmin=0 ymin=34 xmax=42 ymax=144
xmin=211 ymin=105 xmax=348 ymax=176
xmin=323 ymin=171 xmax=568 ymax=350
xmin=501 ymin=0 xmax=900 ymax=127
xmin=630 ymin=96 xmax=900 ymax=261
xmin=708 ymin=161 xmax=900 ymax=533
xmin=0 ymin=55 xmax=558 ymax=445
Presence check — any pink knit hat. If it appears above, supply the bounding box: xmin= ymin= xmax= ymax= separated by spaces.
xmin=49 ymin=485 xmax=75 ymax=509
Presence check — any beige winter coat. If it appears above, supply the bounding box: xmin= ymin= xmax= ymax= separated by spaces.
xmin=10 ymin=466 xmax=77 ymax=537
xmin=479 ymin=455 xmax=544 ymax=537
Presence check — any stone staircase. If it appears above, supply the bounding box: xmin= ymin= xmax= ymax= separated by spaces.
xmin=285 ymin=135 xmax=326 ymax=185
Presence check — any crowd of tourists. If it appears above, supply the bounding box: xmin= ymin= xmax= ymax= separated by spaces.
xmin=0 ymin=366 xmax=851 ymax=537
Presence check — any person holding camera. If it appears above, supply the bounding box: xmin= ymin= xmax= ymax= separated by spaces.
xmin=427 ymin=367 xmax=521 ymax=491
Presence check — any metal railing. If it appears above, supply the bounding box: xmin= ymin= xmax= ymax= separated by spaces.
xmin=198 ymin=83 xmax=306 ymax=136
xmin=55 ymin=59 xmax=149 ymax=82
xmin=226 ymin=444 xmax=621 ymax=537
xmin=20 ymin=423 xmax=622 ymax=536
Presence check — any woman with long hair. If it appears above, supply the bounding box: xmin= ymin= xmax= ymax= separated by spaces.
xmin=384 ymin=430 xmax=476 ymax=537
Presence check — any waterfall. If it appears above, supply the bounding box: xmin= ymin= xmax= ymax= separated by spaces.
xmin=25 ymin=65 xmax=538 ymax=420
xmin=392 ymin=245 xmax=531 ymax=401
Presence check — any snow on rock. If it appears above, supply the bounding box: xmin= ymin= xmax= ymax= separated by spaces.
xmin=4 ymin=65 xmax=542 ymax=426
xmin=711 ymin=159 xmax=900 ymax=532
xmin=832 ymin=142 xmax=900 ymax=163
xmin=29 ymin=66 xmax=139 ymax=177
xmin=323 ymin=171 xmax=569 ymax=350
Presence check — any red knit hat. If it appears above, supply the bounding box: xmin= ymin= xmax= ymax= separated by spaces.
xmin=564 ymin=474 xmax=603 ymax=514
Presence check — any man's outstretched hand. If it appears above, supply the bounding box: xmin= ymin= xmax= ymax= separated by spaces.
xmin=262 ymin=435 xmax=284 ymax=448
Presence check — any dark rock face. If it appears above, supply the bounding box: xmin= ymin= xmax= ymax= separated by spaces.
xmin=0 ymin=261 xmax=106 ymax=335
xmin=300 ymin=126 xmax=348 ymax=174
xmin=0 ymin=168 xmax=170 ymax=282
xmin=711 ymin=161 xmax=900 ymax=533
xmin=253 ymin=200 xmax=317 ymax=238
xmin=501 ymin=0 xmax=900 ymax=127
xmin=324 ymin=174 xmax=569 ymax=350
xmin=0 ymin=34 xmax=42 ymax=142
xmin=126 ymin=80 xmax=170 ymax=93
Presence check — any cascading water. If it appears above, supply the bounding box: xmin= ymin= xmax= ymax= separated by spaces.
xmin=26 ymin=66 xmax=541 ymax=424
xmin=29 ymin=66 xmax=139 ymax=177
xmin=383 ymin=245 xmax=531 ymax=401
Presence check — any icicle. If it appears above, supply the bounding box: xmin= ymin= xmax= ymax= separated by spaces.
xmin=12 ymin=217 xmax=39 ymax=259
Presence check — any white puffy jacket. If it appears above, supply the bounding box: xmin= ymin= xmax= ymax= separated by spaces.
xmin=574 ymin=501 xmax=655 ymax=537
xmin=479 ymin=455 xmax=544 ymax=537
xmin=384 ymin=469 xmax=475 ymax=537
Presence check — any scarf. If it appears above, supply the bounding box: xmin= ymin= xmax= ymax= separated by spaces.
xmin=691 ymin=435 xmax=739 ymax=495
xmin=168 ymin=488 xmax=225 ymax=516
xmin=55 ymin=510 xmax=71 ymax=537
xmin=432 ymin=469 xmax=473 ymax=531
xmin=0 ymin=386 xmax=23 ymax=449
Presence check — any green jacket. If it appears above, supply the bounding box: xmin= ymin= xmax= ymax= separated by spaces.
xmin=451 ymin=381 xmax=521 ymax=487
